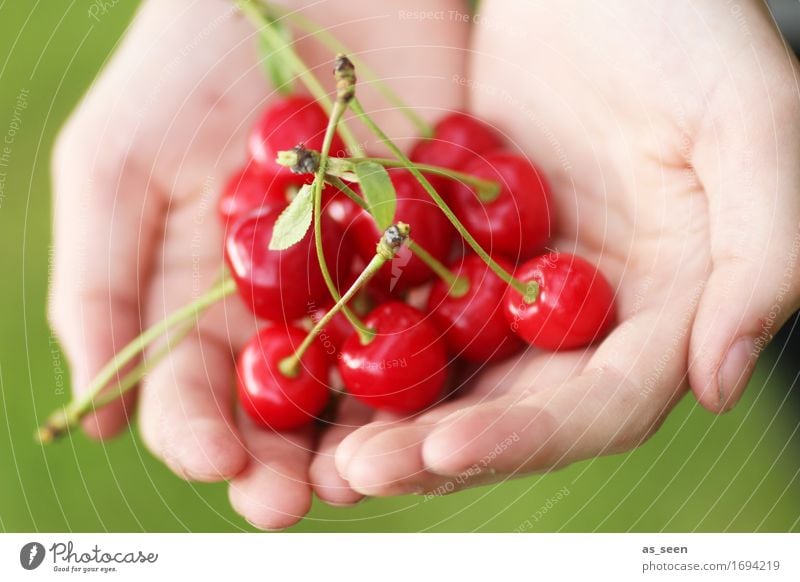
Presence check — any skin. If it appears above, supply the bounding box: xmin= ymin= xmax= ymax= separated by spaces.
xmin=50 ymin=0 xmax=800 ymax=528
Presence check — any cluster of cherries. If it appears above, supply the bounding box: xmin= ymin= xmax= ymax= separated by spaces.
xmin=219 ymin=95 xmax=616 ymax=431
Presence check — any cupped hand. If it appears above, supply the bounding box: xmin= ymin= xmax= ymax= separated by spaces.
xmin=333 ymin=0 xmax=800 ymax=497
xmin=49 ymin=0 xmax=467 ymax=529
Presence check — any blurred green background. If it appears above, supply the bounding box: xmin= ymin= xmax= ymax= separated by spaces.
xmin=1 ymin=1 xmax=799 ymax=533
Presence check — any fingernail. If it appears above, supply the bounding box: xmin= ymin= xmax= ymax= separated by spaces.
xmin=717 ymin=336 xmax=757 ymax=412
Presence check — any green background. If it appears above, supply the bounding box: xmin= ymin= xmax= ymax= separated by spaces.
xmin=1 ymin=1 xmax=798 ymax=533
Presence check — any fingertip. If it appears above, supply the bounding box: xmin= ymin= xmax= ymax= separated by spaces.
xmin=309 ymin=454 xmax=365 ymax=507
xmin=229 ymin=466 xmax=312 ymax=531
xmin=422 ymin=407 xmax=489 ymax=476
xmin=80 ymin=412 xmax=125 ymax=441
xmin=333 ymin=420 xmax=396 ymax=481
xmin=690 ymin=378 xmax=728 ymax=415
xmin=422 ymin=402 xmax=544 ymax=476
xmin=691 ymin=335 xmax=757 ymax=415
xmin=333 ymin=432 xmax=359 ymax=480
xmin=79 ymin=392 xmax=136 ymax=440
xmin=166 ymin=418 xmax=248 ymax=482
xmin=344 ymin=425 xmax=432 ymax=497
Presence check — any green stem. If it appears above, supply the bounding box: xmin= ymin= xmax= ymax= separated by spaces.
xmin=237 ymin=0 xmax=364 ymax=157
xmin=360 ymin=157 xmax=500 ymax=202
xmin=279 ymin=225 xmax=408 ymax=376
xmin=326 ymin=176 xmax=466 ymax=294
xmin=406 ymin=240 xmax=469 ymax=297
xmin=92 ymin=320 xmax=196 ymax=410
xmin=259 ymin=1 xmax=434 ymax=138
xmin=282 ymin=152 xmax=500 ymax=202
xmin=349 ymin=97 xmax=537 ymax=302
xmin=325 ymin=175 xmax=369 ymax=212
xmin=311 ymin=65 xmax=372 ymax=343
xmin=37 ymin=277 xmax=236 ymax=443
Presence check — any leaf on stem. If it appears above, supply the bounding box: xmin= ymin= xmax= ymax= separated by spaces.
xmin=269 ymin=183 xmax=313 ymax=250
xmin=354 ymin=161 xmax=396 ymax=231
xmin=258 ymin=17 xmax=295 ymax=95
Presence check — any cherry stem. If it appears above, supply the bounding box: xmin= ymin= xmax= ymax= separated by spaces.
xmin=325 ymin=175 xmax=468 ymax=295
xmin=278 ymin=223 xmax=410 ymax=377
xmin=358 ymin=157 xmax=501 ymax=202
xmin=36 ymin=277 xmax=236 ymax=443
xmin=405 ymin=240 xmax=469 ymax=297
xmin=237 ymin=0 xmax=364 ymax=157
xmin=258 ymin=0 xmax=434 ymax=139
xmin=348 ymin=97 xmax=538 ymax=302
xmin=310 ymin=55 xmax=372 ymax=343
xmin=280 ymin=151 xmax=501 ymax=203
xmin=324 ymin=175 xmax=368 ymax=211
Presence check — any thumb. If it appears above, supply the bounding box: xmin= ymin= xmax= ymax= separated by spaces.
xmin=688 ymin=59 xmax=800 ymax=413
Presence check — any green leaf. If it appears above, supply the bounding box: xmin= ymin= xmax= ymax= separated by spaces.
xmin=269 ymin=184 xmax=313 ymax=250
xmin=258 ymin=18 xmax=295 ymax=96
xmin=354 ymin=162 xmax=396 ymax=231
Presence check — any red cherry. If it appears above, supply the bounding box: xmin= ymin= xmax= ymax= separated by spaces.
xmin=449 ymin=151 xmax=553 ymax=261
xmin=224 ymin=208 xmax=353 ymax=322
xmin=217 ymin=163 xmax=309 ymax=226
xmin=248 ymin=96 xmax=345 ymax=175
xmin=410 ymin=112 xmax=503 ymax=172
xmin=504 ymin=253 xmax=616 ymax=350
xmin=237 ymin=326 xmax=329 ymax=431
xmin=338 ymin=301 xmax=447 ymax=413
xmin=427 ymin=255 xmax=524 ymax=362
xmin=333 ymin=170 xmax=454 ymax=293
xmin=310 ymin=303 xmax=355 ymax=363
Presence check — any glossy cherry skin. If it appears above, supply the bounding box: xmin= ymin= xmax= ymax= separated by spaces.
xmin=311 ymin=303 xmax=355 ymax=363
xmin=427 ymin=255 xmax=525 ymax=362
xmin=449 ymin=151 xmax=553 ymax=261
xmin=410 ymin=112 xmax=503 ymax=172
xmin=338 ymin=301 xmax=447 ymax=413
xmin=217 ymin=163 xmax=309 ymax=226
xmin=249 ymin=96 xmax=345 ymax=175
xmin=329 ymin=170 xmax=454 ymax=293
xmin=504 ymin=253 xmax=616 ymax=350
xmin=237 ymin=326 xmax=330 ymax=431
xmin=224 ymin=208 xmax=353 ymax=323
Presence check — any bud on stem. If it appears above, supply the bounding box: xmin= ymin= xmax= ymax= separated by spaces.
xmin=333 ymin=53 xmax=356 ymax=104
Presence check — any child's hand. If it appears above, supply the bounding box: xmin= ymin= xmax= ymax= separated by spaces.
xmin=48 ymin=0 xmax=467 ymax=528
xmin=333 ymin=0 xmax=800 ymax=496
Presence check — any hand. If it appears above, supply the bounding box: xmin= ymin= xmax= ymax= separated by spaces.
xmin=49 ymin=0 xmax=467 ymax=528
xmin=333 ymin=0 xmax=800 ymax=497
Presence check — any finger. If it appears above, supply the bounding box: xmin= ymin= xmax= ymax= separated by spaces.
xmin=229 ymin=412 xmax=314 ymax=531
xmin=348 ymin=283 xmax=697 ymax=495
xmin=334 ymin=413 xmax=402 ymax=480
xmin=49 ymin=117 xmax=161 ymax=439
xmin=309 ymin=397 xmax=373 ymax=506
xmin=138 ymin=198 xmax=255 ymax=482
xmin=138 ymin=328 xmax=248 ymax=482
xmin=689 ymin=53 xmax=800 ymax=412
xmin=342 ymin=423 xmax=454 ymax=497
xmin=421 ymin=289 xmax=701 ymax=477
xmin=335 ymin=349 xmax=589 ymax=494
